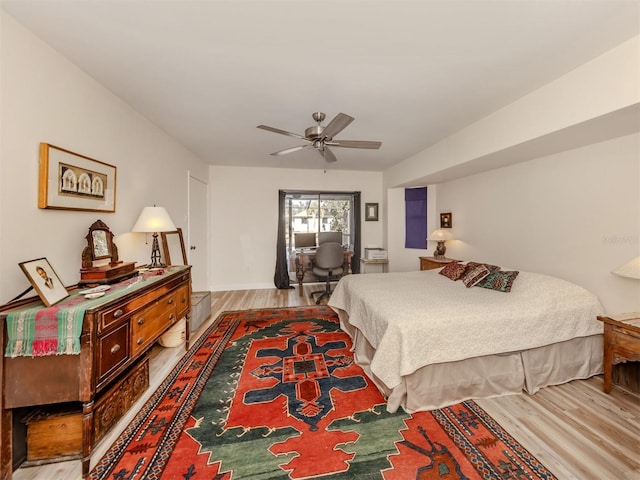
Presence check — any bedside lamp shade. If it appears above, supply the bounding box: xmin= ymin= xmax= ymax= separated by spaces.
xmin=612 ymin=256 xmax=640 ymax=280
xmin=132 ymin=206 xmax=176 ymax=268
xmin=428 ymin=229 xmax=455 ymax=259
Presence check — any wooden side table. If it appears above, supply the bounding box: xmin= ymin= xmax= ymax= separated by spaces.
xmin=419 ymin=256 xmax=458 ymax=271
xmin=360 ymin=258 xmax=389 ymax=273
xmin=597 ymin=313 xmax=640 ymax=393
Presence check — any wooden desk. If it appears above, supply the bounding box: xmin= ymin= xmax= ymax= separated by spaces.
xmin=0 ymin=266 xmax=191 ymax=479
xmin=295 ymin=249 xmax=353 ymax=296
xmin=597 ymin=313 xmax=640 ymax=394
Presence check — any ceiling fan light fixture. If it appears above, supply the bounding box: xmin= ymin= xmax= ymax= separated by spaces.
xmin=257 ymin=111 xmax=381 ymax=163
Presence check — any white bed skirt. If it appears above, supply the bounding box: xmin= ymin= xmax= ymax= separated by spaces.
xmin=347 ymin=326 xmax=603 ymax=413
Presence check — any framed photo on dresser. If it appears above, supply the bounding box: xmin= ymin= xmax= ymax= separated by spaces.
xmin=19 ymin=257 xmax=69 ymax=307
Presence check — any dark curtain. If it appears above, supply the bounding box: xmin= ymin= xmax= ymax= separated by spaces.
xmin=274 ymin=190 xmax=293 ymax=289
xmin=352 ymin=192 xmax=361 ymax=273
xmin=405 ymin=187 xmax=428 ymax=249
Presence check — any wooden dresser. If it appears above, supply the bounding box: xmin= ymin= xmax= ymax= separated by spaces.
xmin=0 ymin=265 xmax=191 ymax=479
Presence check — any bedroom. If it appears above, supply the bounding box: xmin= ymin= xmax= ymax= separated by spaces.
xmin=0 ymin=1 xmax=638 ymax=479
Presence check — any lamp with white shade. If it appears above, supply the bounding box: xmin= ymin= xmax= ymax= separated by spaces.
xmin=428 ymin=229 xmax=455 ymax=259
xmin=132 ymin=206 xmax=176 ymax=268
xmin=611 ymin=256 xmax=640 ymax=280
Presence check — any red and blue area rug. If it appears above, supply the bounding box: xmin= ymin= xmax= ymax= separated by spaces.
xmin=90 ymin=306 xmax=557 ymax=479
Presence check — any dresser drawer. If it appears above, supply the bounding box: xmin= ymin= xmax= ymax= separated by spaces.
xmin=174 ymin=283 xmax=190 ymax=319
xmin=98 ymin=281 xmax=183 ymax=333
xmin=97 ymin=323 xmax=130 ymax=385
xmin=131 ymin=294 xmax=178 ymax=356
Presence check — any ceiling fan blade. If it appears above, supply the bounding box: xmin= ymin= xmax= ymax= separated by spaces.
xmin=321 ymin=113 xmax=354 ymax=140
xmin=271 ymin=145 xmax=310 ymax=156
xmin=257 ymin=125 xmax=307 ymax=140
xmin=321 ymin=146 xmax=337 ymax=163
xmin=326 ymin=140 xmax=382 ymax=149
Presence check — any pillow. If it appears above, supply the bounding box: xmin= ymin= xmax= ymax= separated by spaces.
xmin=461 ymin=264 xmax=490 ymax=287
xmin=465 ymin=261 xmax=500 ymax=272
xmin=439 ymin=262 xmax=467 ymax=281
xmin=477 ymin=270 xmax=520 ymax=293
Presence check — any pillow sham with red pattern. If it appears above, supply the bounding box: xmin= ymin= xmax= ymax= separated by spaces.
xmin=461 ymin=264 xmax=491 ymax=287
xmin=465 ymin=261 xmax=500 ymax=272
xmin=438 ymin=262 xmax=467 ymax=281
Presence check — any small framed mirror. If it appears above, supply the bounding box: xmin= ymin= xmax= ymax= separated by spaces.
xmin=82 ymin=219 xmax=119 ymax=268
xmin=161 ymin=228 xmax=188 ymax=266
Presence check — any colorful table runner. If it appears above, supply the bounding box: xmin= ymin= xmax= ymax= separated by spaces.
xmin=4 ymin=267 xmax=183 ymax=358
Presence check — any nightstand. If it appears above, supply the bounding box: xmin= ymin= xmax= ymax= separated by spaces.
xmin=419 ymin=256 xmax=458 ymax=271
xmin=597 ymin=313 xmax=640 ymax=393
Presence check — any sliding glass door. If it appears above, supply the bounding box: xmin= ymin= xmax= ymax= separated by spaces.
xmin=274 ymin=190 xmax=361 ymax=287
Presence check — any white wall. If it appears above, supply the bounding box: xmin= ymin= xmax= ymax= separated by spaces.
xmin=0 ymin=11 xmax=208 ymax=302
xmin=384 ymin=35 xmax=640 ymax=189
xmin=425 ymin=134 xmax=638 ymax=314
xmin=209 ymin=166 xmax=383 ymax=290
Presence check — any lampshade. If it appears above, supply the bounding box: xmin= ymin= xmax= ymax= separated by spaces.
xmin=612 ymin=256 xmax=640 ymax=280
xmin=428 ymin=229 xmax=455 ymax=242
xmin=132 ymin=206 xmax=176 ymax=233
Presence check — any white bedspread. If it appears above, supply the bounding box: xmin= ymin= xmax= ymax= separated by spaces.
xmin=328 ymin=269 xmax=604 ymax=391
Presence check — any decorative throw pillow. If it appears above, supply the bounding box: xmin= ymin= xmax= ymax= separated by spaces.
xmin=477 ymin=270 xmax=520 ymax=293
xmin=439 ymin=262 xmax=467 ymax=281
xmin=461 ymin=264 xmax=490 ymax=287
xmin=465 ymin=261 xmax=500 ymax=272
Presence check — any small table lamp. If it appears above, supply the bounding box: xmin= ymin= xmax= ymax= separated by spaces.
xmin=428 ymin=229 xmax=455 ymax=259
xmin=132 ymin=206 xmax=177 ymax=268
xmin=612 ymin=256 xmax=640 ymax=279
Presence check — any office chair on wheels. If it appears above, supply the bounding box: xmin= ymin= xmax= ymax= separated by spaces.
xmin=310 ymin=242 xmax=344 ymax=305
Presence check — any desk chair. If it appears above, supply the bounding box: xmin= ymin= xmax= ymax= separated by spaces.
xmin=310 ymin=242 xmax=344 ymax=304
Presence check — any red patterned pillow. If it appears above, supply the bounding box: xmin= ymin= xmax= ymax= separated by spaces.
xmin=439 ymin=262 xmax=467 ymax=281
xmin=465 ymin=261 xmax=500 ymax=272
xmin=461 ymin=264 xmax=491 ymax=287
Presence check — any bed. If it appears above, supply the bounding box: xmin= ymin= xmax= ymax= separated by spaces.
xmin=327 ymin=266 xmax=604 ymax=413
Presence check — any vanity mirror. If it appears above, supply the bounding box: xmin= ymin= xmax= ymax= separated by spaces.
xmin=80 ymin=220 xmax=137 ymax=285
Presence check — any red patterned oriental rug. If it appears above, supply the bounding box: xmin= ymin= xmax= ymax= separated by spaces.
xmin=90 ymin=306 xmax=557 ymax=479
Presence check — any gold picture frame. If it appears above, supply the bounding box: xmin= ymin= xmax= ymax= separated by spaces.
xmin=19 ymin=257 xmax=69 ymax=307
xmin=39 ymin=143 xmax=117 ymax=212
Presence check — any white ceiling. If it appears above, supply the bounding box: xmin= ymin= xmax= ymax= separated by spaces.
xmin=2 ymin=0 xmax=639 ymax=172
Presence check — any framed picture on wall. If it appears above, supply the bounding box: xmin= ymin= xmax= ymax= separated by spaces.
xmin=19 ymin=257 xmax=69 ymax=307
xmin=38 ymin=143 xmax=117 ymax=212
xmin=365 ymin=203 xmax=379 ymax=221
xmin=440 ymin=212 xmax=452 ymax=228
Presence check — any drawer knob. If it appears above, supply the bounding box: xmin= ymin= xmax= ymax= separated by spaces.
xmin=113 ymin=309 xmax=124 ymax=318
xmin=169 ymin=314 xmax=175 ymax=320
xmin=137 ymin=337 xmax=144 ymax=345
xmin=137 ymin=317 xmax=145 ymax=325
xmin=181 ymin=297 xmax=186 ymax=304
xmin=168 ymin=298 xmax=174 ymax=305
xmin=110 ymin=344 xmax=121 ymax=354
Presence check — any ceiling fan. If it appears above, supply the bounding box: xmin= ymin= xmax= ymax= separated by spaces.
xmin=257 ymin=112 xmax=382 ymax=163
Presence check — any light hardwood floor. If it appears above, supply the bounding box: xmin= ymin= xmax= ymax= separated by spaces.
xmin=12 ymin=287 xmax=640 ymax=480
